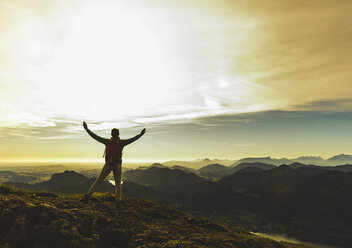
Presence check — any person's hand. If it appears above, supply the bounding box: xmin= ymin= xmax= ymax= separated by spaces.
xmin=83 ymin=121 xmax=88 ymax=130
xmin=141 ymin=128 xmax=146 ymax=135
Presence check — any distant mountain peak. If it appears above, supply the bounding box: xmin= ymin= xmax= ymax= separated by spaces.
xmin=243 ymin=156 xmax=271 ymax=159
xmin=269 ymin=164 xmax=295 ymax=175
xmin=232 ymin=157 xmax=292 ymax=167
xmin=328 ymin=154 xmax=352 ymax=160
xmin=51 ymin=170 xmax=86 ymax=179
xmin=136 ymin=163 xmax=166 ymax=170
xmin=62 ymin=170 xmax=79 ymax=175
xmin=150 ymin=163 xmax=166 ymax=168
xmin=296 ymin=156 xmax=323 ymax=159
xmin=289 ymin=162 xmax=306 ymax=166
xmin=279 ymin=164 xmax=292 ymax=168
xmin=45 ymin=170 xmax=89 ymax=186
xmin=199 ymin=163 xmax=228 ymax=171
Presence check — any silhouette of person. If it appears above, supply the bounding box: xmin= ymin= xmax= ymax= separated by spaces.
xmin=81 ymin=121 xmax=146 ymax=206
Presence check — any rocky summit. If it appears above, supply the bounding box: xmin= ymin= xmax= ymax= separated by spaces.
xmin=0 ymin=186 xmax=311 ymax=248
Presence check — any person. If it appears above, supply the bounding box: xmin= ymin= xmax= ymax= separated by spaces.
xmin=80 ymin=121 xmax=146 ymax=206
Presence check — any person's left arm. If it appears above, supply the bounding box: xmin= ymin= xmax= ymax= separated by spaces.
xmin=121 ymin=128 xmax=146 ymax=146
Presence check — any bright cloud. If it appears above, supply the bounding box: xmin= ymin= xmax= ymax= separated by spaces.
xmin=0 ymin=0 xmax=281 ymax=130
xmin=1 ymin=0 xmax=352 ymax=162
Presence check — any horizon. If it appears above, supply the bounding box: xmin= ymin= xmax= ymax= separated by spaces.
xmin=1 ymin=0 xmax=352 ymax=163
xmin=1 ymin=153 xmax=352 ymax=169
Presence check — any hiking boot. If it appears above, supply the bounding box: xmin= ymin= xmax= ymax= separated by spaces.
xmin=80 ymin=194 xmax=90 ymax=203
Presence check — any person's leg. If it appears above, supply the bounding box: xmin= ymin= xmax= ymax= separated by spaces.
xmin=112 ymin=162 xmax=122 ymax=202
xmin=86 ymin=163 xmax=112 ymax=196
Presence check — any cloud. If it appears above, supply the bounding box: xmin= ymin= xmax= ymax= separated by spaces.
xmin=1 ymin=0 xmax=352 ymax=137
xmin=146 ymin=131 xmax=173 ymax=136
xmin=203 ymin=142 xmax=229 ymax=146
xmin=0 ymin=119 xmax=81 ymax=141
xmin=294 ymin=98 xmax=352 ymax=111
xmin=157 ymin=141 xmax=173 ymax=145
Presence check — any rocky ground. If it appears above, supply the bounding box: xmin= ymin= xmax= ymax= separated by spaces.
xmin=0 ymin=185 xmax=313 ymax=248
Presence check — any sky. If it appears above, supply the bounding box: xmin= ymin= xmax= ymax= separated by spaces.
xmin=0 ymin=0 xmax=352 ymax=164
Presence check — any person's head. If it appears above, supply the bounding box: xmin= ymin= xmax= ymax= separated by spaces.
xmin=111 ymin=128 xmax=120 ymax=138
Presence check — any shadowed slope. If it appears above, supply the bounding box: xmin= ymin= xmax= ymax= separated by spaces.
xmin=0 ymin=188 xmax=310 ymax=248
xmin=123 ymin=167 xmax=206 ymax=189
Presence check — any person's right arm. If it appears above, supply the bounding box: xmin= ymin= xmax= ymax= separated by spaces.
xmin=83 ymin=122 xmax=108 ymax=145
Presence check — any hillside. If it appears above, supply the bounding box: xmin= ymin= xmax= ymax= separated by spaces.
xmin=123 ymin=167 xmax=206 ymax=189
xmin=230 ymin=162 xmax=276 ymax=174
xmin=5 ymin=170 xmax=114 ymax=194
xmin=6 ymin=167 xmax=352 ymax=247
xmin=0 ymin=170 xmax=37 ymax=184
xmin=0 ymin=187 xmax=311 ymax=248
xmin=197 ymin=163 xmax=230 ymax=179
xmin=327 ymin=154 xmax=352 ymax=164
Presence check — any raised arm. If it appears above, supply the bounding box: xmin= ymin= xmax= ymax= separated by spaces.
xmin=121 ymin=128 xmax=146 ymax=146
xmin=83 ymin=122 xmax=108 ymax=145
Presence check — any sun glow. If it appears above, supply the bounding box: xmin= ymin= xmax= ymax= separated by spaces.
xmin=1 ymin=0 xmax=274 ymax=129
xmin=29 ymin=2 xmax=171 ymax=120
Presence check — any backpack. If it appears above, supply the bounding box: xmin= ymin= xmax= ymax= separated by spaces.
xmin=104 ymin=138 xmax=121 ymax=163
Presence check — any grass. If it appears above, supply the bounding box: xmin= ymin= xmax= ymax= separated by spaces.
xmin=0 ymin=184 xmax=27 ymax=194
xmin=0 ymin=188 xmax=314 ymax=248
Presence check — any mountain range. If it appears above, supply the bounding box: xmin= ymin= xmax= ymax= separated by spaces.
xmin=131 ymin=160 xmax=352 ymax=181
xmin=160 ymin=154 xmax=352 ymax=168
xmin=5 ymin=160 xmax=352 ymax=247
